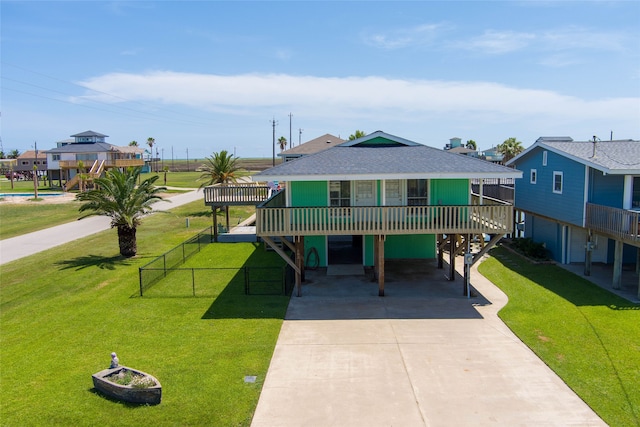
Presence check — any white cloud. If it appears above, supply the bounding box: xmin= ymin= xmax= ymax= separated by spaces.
xmin=74 ymin=72 xmax=639 ymax=126
xmin=454 ymin=30 xmax=536 ymax=54
xmin=362 ymin=23 xmax=447 ymax=49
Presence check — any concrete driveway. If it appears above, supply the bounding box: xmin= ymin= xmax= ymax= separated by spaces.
xmin=251 ymin=260 xmax=605 ymax=427
xmin=0 ymin=189 xmax=202 ymax=265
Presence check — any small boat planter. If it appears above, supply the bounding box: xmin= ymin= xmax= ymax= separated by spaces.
xmin=92 ymin=366 xmax=162 ymax=405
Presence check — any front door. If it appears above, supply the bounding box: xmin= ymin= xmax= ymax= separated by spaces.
xmin=384 ymin=179 xmax=403 ymax=205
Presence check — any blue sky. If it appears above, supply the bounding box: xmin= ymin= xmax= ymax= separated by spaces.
xmin=2 ymin=1 xmax=639 ymax=160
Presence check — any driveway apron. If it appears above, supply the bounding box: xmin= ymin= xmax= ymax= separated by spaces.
xmin=251 ymin=260 xmax=606 ymax=427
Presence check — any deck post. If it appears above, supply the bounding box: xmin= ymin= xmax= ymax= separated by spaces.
xmin=212 ymin=207 xmax=219 ymax=243
xmin=373 ymin=235 xmax=379 ymax=280
xmin=295 ymin=236 xmax=304 ymax=297
xmin=584 ymin=231 xmax=592 ymax=276
xmin=376 ymin=235 xmax=385 ymax=296
xmin=296 ymin=236 xmax=306 ymax=282
xmin=612 ymin=239 xmax=623 ymax=290
xmin=437 ymin=234 xmax=444 ymax=269
xmin=448 ymin=234 xmax=456 ymax=281
xmin=463 ymin=234 xmax=470 ymax=296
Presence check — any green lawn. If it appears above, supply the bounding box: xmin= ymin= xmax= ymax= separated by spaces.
xmin=0 ymin=177 xmax=54 ymax=193
xmin=140 ymin=171 xmax=201 ymax=188
xmin=478 ymin=246 xmax=640 ymax=427
xmin=0 ymin=202 xmax=83 ymax=239
xmin=0 ymin=201 xmax=287 ymax=426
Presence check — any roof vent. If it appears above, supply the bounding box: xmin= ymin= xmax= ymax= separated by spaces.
xmin=326 ymin=140 xmax=332 ymax=144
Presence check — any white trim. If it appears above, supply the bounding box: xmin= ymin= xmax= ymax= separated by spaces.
xmin=623 ymin=175 xmax=633 ymax=209
xmin=530 ymin=169 xmax=537 ymax=184
xmin=256 ymin=171 xmax=522 ymax=182
xmin=553 ymin=171 xmax=563 ymax=194
xmin=542 ymin=151 xmax=548 ymax=166
xmin=582 ymin=167 xmax=589 ymax=227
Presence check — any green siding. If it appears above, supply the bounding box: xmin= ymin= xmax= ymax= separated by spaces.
xmin=364 ymin=235 xmax=374 ymax=266
xmin=304 ymin=235 xmax=327 ymax=267
xmin=290 ymin=181 xmax=327 ymax=206
xmin=354 ymin=137 xmax=401 ymax=147
xmin=385 ymin=234 xmax=435 ymax=259
xmin=431 ymin=179 xmax=470 ymax=205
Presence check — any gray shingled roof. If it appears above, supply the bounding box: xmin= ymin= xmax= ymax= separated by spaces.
xmin=45 ymin=142 xmax=115 ymax=153
xmin=255 ymin=144 xmax=521 ymax=181
xmin=279 ymin=133 xmax=345 ymax=157
xmin=510 ymin=139 xmax=640 ymax=174
xmin=70 ymin=130 xmax=109 ymax=138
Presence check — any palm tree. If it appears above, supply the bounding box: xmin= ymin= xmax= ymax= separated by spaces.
xmin=75 ymin=167 xmax=166 ymax=257
xmin=466 ymin=140 xmax=477 ymax=150
xmin=147 ymin=137 xmax=155 ymax=172
xmin=197 ymin=150 xmax=244 ymax=236
xmin=129 ymin=140 xmax=139 ymax=146
xmin=348 ymin=130 xmax=366 ymax=141
xmin=278 ymin=136 xmax=287 ymax=152
xmin=497 ymin=137 xmax=524 ymax=163
xmin=197 ymin=150 xmax=243 ymax=188
xmin=8 ymin=149 xmax=19 ymax=159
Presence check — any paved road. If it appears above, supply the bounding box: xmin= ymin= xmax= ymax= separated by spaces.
xmin=0 ymin=189 xmax=203 ymax=265
xmin=251 ymin=261 xmax=606 ymax=427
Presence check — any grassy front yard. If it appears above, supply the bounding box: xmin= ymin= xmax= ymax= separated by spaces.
xmin=0 ymin=201 xmax=287 ymax=426
xmin=478 ymin=246 xmax=640 ymax=427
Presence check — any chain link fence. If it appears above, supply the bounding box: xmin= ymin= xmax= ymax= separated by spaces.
xmin=139 ymin=226 xmax=294 ymax=297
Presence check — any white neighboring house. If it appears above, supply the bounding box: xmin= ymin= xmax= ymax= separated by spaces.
xmin=45 ymin=130 xmax=144 ymax=190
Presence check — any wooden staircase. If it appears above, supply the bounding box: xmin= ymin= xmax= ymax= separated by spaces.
xmin=63 ymin=160 xmax=105 ymax=191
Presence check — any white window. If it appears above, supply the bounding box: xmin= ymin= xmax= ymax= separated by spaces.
xmin=542 ymin=151 xmax=548 ymax=166
xmin=329 ymin=181 xmax=350 ymax=207
xmin=530 ymin=169 xmax=537 ymax=184
xmin=407 ymin=179 xmax=428 ymax=205
xmin=553 ymin=171 xmax=563 ymax=194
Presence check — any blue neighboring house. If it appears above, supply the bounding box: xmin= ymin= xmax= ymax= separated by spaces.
xmin=507 ymin=136 xmax=640 ymax=297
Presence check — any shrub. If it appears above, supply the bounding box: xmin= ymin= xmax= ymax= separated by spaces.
xmin=510 ymin=237 xmax=549 ymax=260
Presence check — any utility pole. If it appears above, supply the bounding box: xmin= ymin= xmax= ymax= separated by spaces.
xmin=289 ymin=113 xmax=293 ymax=149
xmin=171 ymin=146 xmax=174 ymax=171
xmin=299 ymin=128 xmax=303 ymax=146
xmin=271 ymin=118 xmax=278 ymax=166
xmin=186 ymin=148 xmax=189 ymax=172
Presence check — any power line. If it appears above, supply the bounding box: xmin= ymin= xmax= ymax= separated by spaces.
xmin=1 ymin=61 xmax=216 ymax=126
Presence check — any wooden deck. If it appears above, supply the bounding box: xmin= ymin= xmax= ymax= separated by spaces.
xmin=203 ymin=184 xmax=273 ymax=207
xmin=256 ymin=191 xmax=513 ymax=237
xmin=586 ymin=203 xmax=640 ymax=247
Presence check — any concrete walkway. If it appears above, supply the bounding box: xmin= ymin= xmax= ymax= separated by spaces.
xmin=0 ymin=189 xmax=203 ymax=265
xmin=251 ymin=260 xmax=606 ymax=427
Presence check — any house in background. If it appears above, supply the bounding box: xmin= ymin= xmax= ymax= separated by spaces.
xmin=278 ymin=134 xmax=345 ymax=162
xmin=507 ymin=136 xmax=640 ymax=297
xmin=444 ymin=137 xmax=478 ymax=157
xmin=45 ymin=131 xmax=144 ymax=190
xmin=479 ymin=146 xmax=505 ymax=164
xmin=15 ymin=150 xmax=47 ymax=179
xmin=250 ymin=131 xmax=522 ymax=296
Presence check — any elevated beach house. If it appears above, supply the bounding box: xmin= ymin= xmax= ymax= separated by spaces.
xmin=248 ymin=131 xmax=522 ymax=295
xmin=507 ymin=137 xmax=640 ymax=297
xmin=45 ymin=131 xmax=144 ymax=190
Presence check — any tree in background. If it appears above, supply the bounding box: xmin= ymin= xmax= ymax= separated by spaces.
xmin=8 ymin=149 xmax=20 ymax=159
xmin=466 ymin=140 xmax=477 ymax=150
xmin=497 ymin=137 xmax=524 ymax=163
xmin=76 ymin=167 xmax=166 ymax=257
xmin=146 ymin=137 xmax=156 ymax=172
xmin=197 ymin=150 xmax=245 ymax=234
xmin=348 ymin=130 xmax=366 ymax=140
xmin=278 ymin=136 xmax=287 ymax=152
xmin=129 ymin=140 xmax=139 ymax=146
